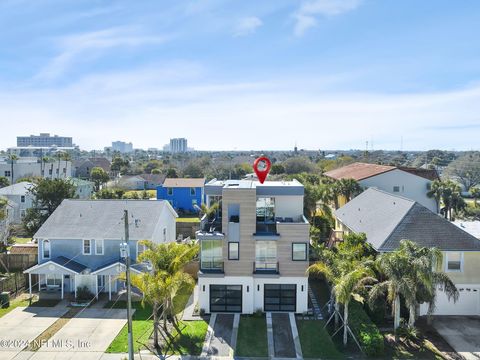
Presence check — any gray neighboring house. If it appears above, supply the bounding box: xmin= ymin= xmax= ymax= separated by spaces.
xmin=70 ymin=178 xmax=94 ymax=199
xmin=333 ymin=187 xmax=480 ymax=316
xmin=73 ymin=157 xmax=111 ymax=179
xmin=24 ymin=199 xmax=177 ymax=300
xmin=0 ymin=182 xmax=35 ymax=223
xmin=0 ymin=198 xmax=15 ymax=245
xmin=112 ymin=174 xmax=165 ymax=191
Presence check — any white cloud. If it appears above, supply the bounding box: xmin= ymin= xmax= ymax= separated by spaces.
xmin=1 ymin=64 xmax=480 ymax=151
xmin=233 ymin=16 xmax=263 ymax=37
xmin=293 ymin=0 xmax=362 ymax=36
xmin=35 ymin=27 xmax=169 ymax=81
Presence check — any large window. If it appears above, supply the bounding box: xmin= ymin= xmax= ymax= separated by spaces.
xmin=292 ymin=243 xmax=308 ymax=261
xmin=83 ymin=239 xmax=91 ymax=255
xmin=255 ymin=241 xmax=277 ymax=270
xmin=167 ymin=188 xmax=173 ymax=196
xmin=43 ymin=240 xmax=50 ymax=259
xmin=95 ymin=239 xmax=104 ymax=255
xmin=256 ymin=197 xmax=275 ymax=223
xmin=201 ymin=240 xmax=223 ymax=270
xmin=228 ymin=242 xmax=239 ymax=260
xmin=190 ymin=187 xmax=196 ymax=196
xmin=446 ymin=252 xmax=463 ymax=272
xmin=46 ymin=274 xmax=61 ymax=287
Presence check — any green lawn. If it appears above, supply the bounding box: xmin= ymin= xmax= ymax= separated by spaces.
xmin=164 ymin=320 xmax=208 ymax=355
xmin=105 ymin=301 xmax=154 ymax=353
xmin=10 ymin=237 xmax=33 ymax=244
xmin=106 ymin=284 xmax=195 ymax=354
xmin=296 ymin=320 xmax=344 ymax=359
xmin=236 ymin=315 xmax=268 ymax=357
xmin=0 ymin=295 xmax=59 ymax=318
xmin=176 ymin=217 xmax=200 ymax=223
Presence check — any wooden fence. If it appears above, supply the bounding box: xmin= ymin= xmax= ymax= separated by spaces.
xmin=0 ymin=253 xmax=37 ymax=273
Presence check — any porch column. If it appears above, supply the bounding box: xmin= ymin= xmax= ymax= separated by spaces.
xmin=61 ymin=275 xmax=64 ymax=299
xmin=29 ymin=273 xmax=32 ymax=297
xmin=74 ymin=276 xmax=77 ymax=299
xmin=38 ymin=274 xmax=41 ymax=291
xmin=108 ymin=275 xmax=112 ymax=301
xmin=95 ymin=276 xmax=98 ymax=300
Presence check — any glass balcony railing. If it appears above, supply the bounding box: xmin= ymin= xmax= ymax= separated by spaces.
xmin=200 ymin=259 xmax=224 ymax=273
xmin=253 ymin=261 xmax=279 ymax=274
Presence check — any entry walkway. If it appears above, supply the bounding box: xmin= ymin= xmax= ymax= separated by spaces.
xmin=201 ymin=313 xmax=239 ymax=357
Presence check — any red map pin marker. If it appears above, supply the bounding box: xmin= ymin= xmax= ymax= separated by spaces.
xmin=253 ymin=156 xmax=271 ymax=184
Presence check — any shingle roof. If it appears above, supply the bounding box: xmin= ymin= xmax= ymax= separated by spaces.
xmin=335 ymin=188 xmax=480 ymax=251
xmin=324 ymin=162 xmax=439 ymax=182
xmin=138 ymin=174 xmax=166 ymax=184
xmin=34 ymin=199 xmax=176 ymax=240
xmin=0 ymin=182 xmax=34 ymax=196
xmin=51 ymin=256 xmax=88 ymax=273
xmin=163 ymin=178 xmax=205 ymax=188
xmin=324 ymin=163 xmax=395 ymax=181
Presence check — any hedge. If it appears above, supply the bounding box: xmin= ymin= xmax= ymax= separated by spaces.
xmin=348 ymin=300 xmax=384 ymax=356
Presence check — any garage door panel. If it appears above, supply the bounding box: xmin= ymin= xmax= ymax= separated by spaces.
xmin=210 ymin=285 xmax=242 ymax=313
xmin=428 ymin=286 xmax=480 ymax=316
xmin=264 ymin=284 xmax=297 ymax=312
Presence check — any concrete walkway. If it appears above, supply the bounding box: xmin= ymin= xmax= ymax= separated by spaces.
xmin=0 ymin=302 xmax=69 ymax=359
xmin=201 ymin=313 xmax=239 ymax=358
xmin=182 ymin=285 xmax=199 ymax=321
xmin=433 ymin=316 xmax=480 ymax=360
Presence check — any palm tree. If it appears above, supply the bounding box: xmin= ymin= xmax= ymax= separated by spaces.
xmin=336 ymin=178 xmax=362 ymax=203
xmin=400 ymin=240 xmax=458 ymax=326
xmin=129 ymin=241 xmax=198 ymax=348
xmin=62 ymin=152 xmax=71 ymax=178
xmin=427 ymin=180 xmax=443 ymax=214
xmin=7 ymin=154 xmax=18 ymax=184
xmin=369 ymin=250 xmax=415 ymax=337
xmin=308 ymin=233 xmax=376 ymax=346
xmin=471 ymin=187 xmax=480 ymax=207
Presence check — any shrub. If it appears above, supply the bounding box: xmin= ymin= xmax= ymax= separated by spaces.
xmin=348 ymin=300 xmax=384 ymax=356
xmin=76 ymin=286 xmax=94 ymax=302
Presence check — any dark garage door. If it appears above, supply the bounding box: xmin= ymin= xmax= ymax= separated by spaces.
xmin=210 ymin=285 xmax=242 ymax=312
xmin=264 ymin=284 xmax=296 ymax=312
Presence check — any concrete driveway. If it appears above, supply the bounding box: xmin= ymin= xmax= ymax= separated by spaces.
xmin=433 ymin=316 xmax=480 ymax=360
xmin=0 ymin=304 xmax=68 ymax=358
xmin=36 ymin=307 xmax=127 ymax=353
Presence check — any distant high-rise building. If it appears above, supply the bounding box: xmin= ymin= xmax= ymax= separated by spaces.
xmin=17 ymin=133 xmax=73 ymax=147
xmin=111 ymin=141 xmax=133 ymax=153
xmin=169 ymin=138 xmax=188 ymax=153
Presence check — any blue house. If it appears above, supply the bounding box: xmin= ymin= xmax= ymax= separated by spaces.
xmin=24 ymin=199 xmax=177 ymax=300
xmin=157 ymin=178 xmax=205 ymax=212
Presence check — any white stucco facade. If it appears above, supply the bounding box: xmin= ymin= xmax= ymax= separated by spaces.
xmin=359 ymin=169 xmax=437 ymax=213
xmin=198 ymin=276 xmax=309 ymax=314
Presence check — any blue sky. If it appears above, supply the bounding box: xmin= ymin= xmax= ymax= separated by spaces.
xmin=0 ymin=0 xmax=479 ymax=151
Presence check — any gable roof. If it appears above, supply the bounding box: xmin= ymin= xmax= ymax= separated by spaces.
xmin=0 ymin=182 xmax=34 ymax=196
xmin=324 ymin=162 xmax=439 ymax=182
xmin=163 ymin=178 xmax=205 ymax=188
xmin=334 ymin=188 xmax=480 ymax=251
xmin=34 ymin=199 xmax=177 ymax=240
xmin=324 ymin=163 xmax=396 ymax=181
xmin=73 ymin=157 xmax=111 ymax=172
xmin=138 ymin=174 xmax=166 ymax=184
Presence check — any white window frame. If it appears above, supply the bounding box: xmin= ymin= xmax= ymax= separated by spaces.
xmin=83 ymin=239 xmax=92 ymax=255
xmin=95 ymin=239 xmax=104 ymax=255
xmin=42 ymin=239 xmax=51 ymax=259
xmin=46 ymin=274 xmax=61 ymax=287
xmin=445 ymin=251 xmax=464 ymax=272
xmin=20 ymin=195 xmax=25 ymax=203
xmin=393 ymin=186 xmax=400 ymax=193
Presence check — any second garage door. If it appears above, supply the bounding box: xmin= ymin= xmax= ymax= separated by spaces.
xmin=264 ymin=284 xmax=296 ymax=312
xmin=210 ymin=285 xmax=242 ymax=312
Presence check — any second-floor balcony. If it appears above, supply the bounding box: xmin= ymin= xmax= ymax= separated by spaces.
xmin=200 ymin=259 xmax=224 ymax=274
xmin=253 ymin=261 xmax=279 ymax=275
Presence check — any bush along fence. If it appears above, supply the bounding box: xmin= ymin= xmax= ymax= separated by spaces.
xmin=348 ymin=300 xmax=384 ymax=356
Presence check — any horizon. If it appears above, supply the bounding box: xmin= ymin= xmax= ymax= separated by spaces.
xmin=1 ymin=1 xmax=480 ymax=151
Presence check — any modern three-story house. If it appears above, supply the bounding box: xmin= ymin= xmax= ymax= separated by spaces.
xmin=24 ymin=199 xmax=177 ymax=300
xmin=197 ymin=179 xmax=309 ymax=314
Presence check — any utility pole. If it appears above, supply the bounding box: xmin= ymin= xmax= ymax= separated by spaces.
xmin=123 ymin=210 xmax=134 ymax=360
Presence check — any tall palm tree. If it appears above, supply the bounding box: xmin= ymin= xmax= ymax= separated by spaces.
xmin=427 ymin=180 xmax=443 ymax=214
xmin=62 ymin=152 xmax=71 ymax=178
xmin=369 ymin=250 xmax=416 ymax=336
xmin=400 ymin=240 xmax=458 ymax=326
xmin=129 ymin=241 xmax=198 ymax=348
xmin=336 ymin=178 xmax=362 ymax=203
xmin=308 ymin=233 xmax=376 ymax=346
xmin=7 ymin=154 xmax=18 ymax=184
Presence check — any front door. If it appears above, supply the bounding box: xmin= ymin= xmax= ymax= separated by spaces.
xmin=209 ymin=285 xmax=242 ymax=312
xmin=264 ymin=284 xmax=296 ymax=312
